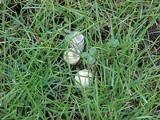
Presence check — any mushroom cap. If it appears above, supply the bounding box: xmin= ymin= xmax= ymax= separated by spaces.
xmin=63 ymin=48 xmax=80 ymax=65
xmin=70 ymin=32 xmax=84 ymax=51
xmin=74 ymin=69 xmax=92 ymax=87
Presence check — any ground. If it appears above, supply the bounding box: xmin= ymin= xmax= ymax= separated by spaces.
xmin=0 ymin=0 xmax=160 ymax=120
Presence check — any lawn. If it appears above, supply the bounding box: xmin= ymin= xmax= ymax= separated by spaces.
xmin=0 ymin=0 xmax=160 ymax=119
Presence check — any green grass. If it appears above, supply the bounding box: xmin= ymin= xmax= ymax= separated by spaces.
xmin=0 ymin=0 xmax=160 ymax=119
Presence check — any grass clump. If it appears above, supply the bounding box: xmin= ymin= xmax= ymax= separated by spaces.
xmin=0 ymin=0 xmax=160 ymax=119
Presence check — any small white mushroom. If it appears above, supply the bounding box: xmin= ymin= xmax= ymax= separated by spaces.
xmin=70 ymin=32 xmax=84 ymax=51
xmin=74 ymin=69 xmax=92 ymax=87
xmin=63 ymin=48 xmax=80 ymax=65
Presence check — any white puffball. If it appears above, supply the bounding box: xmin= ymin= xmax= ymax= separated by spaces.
xmin=64 ymin=48 xmax=80 ymax=65
xmin=70 ymin=32 xmax=84 ymax=51
xmin=74 ymin=69 xmax=92 ymax=87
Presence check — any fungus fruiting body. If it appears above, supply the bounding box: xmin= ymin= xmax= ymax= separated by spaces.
xmin=63 ymin=48 xmax=80 ymax=65
xmin=74 ymin=69 xmax=92 ymax=87
xmin=70 ymin=32 xmax=84 ymax=51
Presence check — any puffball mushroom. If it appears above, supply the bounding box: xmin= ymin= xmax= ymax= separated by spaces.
xmin=63 ymin=48 xmax=80 ymax=65
xmin=74 ymin=69 xmax=92 ymax=87
xmin=70 ymin=32 xmax=84 ymax=51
